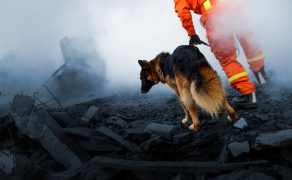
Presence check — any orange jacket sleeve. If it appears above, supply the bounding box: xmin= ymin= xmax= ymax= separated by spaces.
xmin=174 ymin=0 xmax=195 ymax=36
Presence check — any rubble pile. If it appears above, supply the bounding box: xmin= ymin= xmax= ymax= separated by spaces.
xmin=0 ymin=86 xmax=292 ymax=179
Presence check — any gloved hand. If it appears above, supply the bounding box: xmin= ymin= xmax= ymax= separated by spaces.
xmin=189 ymin=34 xmax=201 ymax=45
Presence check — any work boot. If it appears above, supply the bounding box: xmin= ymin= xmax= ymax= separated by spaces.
xmin=253 ymin=67 xmax=269 ymax=85
xmin=232 ymin=92 xmax=258 ymax=109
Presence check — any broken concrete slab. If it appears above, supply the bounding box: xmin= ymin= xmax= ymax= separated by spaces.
xmin=172 ymin=132 xmax=192 ymax=144
xmin=0 ymin=149 xmax=15 ymax=175
xmin=217 ymin=144 xmax=229 ymax=163
xmin=228 ymin=141 xmax=250 ymax=157
xmin=62 ymin=127 xmax=92 ymax=138
xmin=10 ymin=95 xmax=86 ymax=169
xmin=106 ymin=116 xmax=129 ymax=129
xmin=87 ymin=156 xmax=268 ymax=173
xmin=144 ymin=123 xmax=176 ymax=139
xmin=10 ymin=94 xmax=35 ymax=117
xmin=50 ymin=112 xmax=76 ymax=127
xmin=255 ymin=129 xmax=292 ymax=149
xmin=36 ymin=37 xmax=107 ymax=104
xmin=96 ymin=126 xmax=139 ymax=151
xmin=81 ymin=105 xmax=99 ymax=123
xmin=233 ymin=117 xmax=248 ymax=129
xmin=217 ymin=170 xmax=275 ymax=180
xmin=273 ymin=165 xmax=292 ymax=180
xmin=77 ymin=141 xmax=124 ymax=152
xmin=11 ymin=112 xmax=83 ymax=169
xmin=124 ymin=128 xmax=151 ymax=144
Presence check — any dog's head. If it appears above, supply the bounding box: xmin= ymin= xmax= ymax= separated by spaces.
xmin=138 ymin=60 xmax=158 ymax=93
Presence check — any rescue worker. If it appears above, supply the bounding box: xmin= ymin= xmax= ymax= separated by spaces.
xmin=174 ymin=0 xmax=269 ymax=108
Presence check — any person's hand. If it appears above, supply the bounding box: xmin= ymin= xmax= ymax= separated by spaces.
xmin=189 ymin=34 xmax=201 ymax=45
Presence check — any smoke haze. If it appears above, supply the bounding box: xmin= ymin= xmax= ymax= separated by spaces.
xmin=0 ymin=0 xmax=291 ymax=96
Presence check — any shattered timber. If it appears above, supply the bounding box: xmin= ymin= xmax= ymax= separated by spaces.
xmin=1 ymin=38 xmax=292 ymax=179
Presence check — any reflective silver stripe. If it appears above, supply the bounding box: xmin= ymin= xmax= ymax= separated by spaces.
xmin=258 ymin=72 xmax=267 ymax=85
xmin=247 ymin=53 xmax=265 ymax=63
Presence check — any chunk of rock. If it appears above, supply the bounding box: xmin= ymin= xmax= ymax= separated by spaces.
xmin=0 ymin=149 xmax=15 ymax=175
xmin=218 ymin=170 xmax=275 ymax=180
xmin=228 ymin=141 xmax=250 ymax=157
xmin=144 ymin=123 xmax=176 ymax=139
xmin=255 ymin=129 xmax=292 ymax=149
xmin=81 ymin=105 xmax=99 ymax=123
xmin=233 ymin=117 xmax=248 ymax=129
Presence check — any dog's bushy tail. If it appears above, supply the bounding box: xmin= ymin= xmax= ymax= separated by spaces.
xmin=191 ymin=66 xmax=225 ymax=118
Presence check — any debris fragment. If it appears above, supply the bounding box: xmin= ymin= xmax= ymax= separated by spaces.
xmin=81 ymin=105 xmax=99 ymax=123
xmin=233 ymin=117 xmax=248 ymax=129
xmin=228 ymin=141 xmax=250 ymax=157
xmin=124 ymin=128 xmax=151 ymax=144
xmin=217 ymin=144 xmax=229 ymax=163
xmin=273 ymin=165 xmax=292 ymax=180
xmin=106 ymin=116 xmax=128 ymax=129
xmin=2 ymin=81 xmax=292 ymax=179
xmin=144 ymin=123 xmax=176 ymax=139
xmin=255 ymin=129 xmax=292 ymax=149
xmin=10 ymin=95 xmax=84 ymax=169
xmin=0 ymin=103 xmax=10 ymax=120
xmin=217 ymin=170 xmax=275 ymax=180
xmin=0 ymin=149 xmax=15 ymax=175
xmin=96 ymin=126 xmax=140 ymax=151
xmin=86 ymin=156 xmax=268 ymax=173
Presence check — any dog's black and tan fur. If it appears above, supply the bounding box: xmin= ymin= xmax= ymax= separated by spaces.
xmin=138 ymin=45 xmax=238 ymax=131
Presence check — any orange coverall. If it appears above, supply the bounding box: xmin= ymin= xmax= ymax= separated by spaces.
xmin=174 ymin=0 xmax=265 ymax=95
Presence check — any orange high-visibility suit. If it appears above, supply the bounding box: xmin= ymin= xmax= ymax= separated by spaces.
xmin=174 ymin=0 xmax=265 ymax=95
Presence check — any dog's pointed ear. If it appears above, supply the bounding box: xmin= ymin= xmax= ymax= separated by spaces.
xmin=138 ymin=60 xmax=149 ymax=69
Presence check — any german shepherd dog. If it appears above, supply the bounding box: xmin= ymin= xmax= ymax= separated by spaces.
xmin=138 ymin=45 xmax=238 ymax=131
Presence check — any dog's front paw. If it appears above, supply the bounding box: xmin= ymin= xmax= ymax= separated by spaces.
xmin=182 ymin=118 xmax=189 ymax=124
xmin=189 ymin=124 xmax=200 ymax=131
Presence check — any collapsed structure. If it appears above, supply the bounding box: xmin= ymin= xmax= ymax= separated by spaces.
xmin=0 ymin=85 xmax=292 ymax=179
xmin=1 ymin=37 xmax=292 ymax=179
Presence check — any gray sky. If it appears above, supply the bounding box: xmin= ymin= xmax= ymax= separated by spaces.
xmin=0 ymin=0 xmax=292 ymax=90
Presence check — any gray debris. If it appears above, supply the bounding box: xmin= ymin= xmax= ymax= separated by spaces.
xmin=228 ymin=141 xmax=250 ymax=157
xmin=273 ymin=165 xmax=292 ymax=180
xmin=10 ymin=94 xmax=83 ymax=169
xmin=86 ymin=156 xmax=267 ymax=173
xmin=233 ymin=117 xmax=248 ymax=129
xmin=106 ymin=116 xmax=129 ymax=129
xmin=10 ymin=94 xmax=35 ymax=116
xmin=0 ymin=103 xmax=10 ymax=120
xmin=0 ymin=149 xmax=15 ymax=175
xmin=172 ymin=132 xmax=192 ymax=144
xmin=218 ymin=170 xmax=275 ymax=180
xmin=255 ymin=129 xmax=292 ymax=149
xmin=217 ymin=144 xmax=229 ymax=163
xmin=50 ymin=111 xmax=75 ymax=127
xmin=144 ymin=123 xmax=176 ymax=139
xmin=62 ymin=127 xmax=92 ymax=138
xmin=124 ymin=128 xmax=151 ymax=144
xmin=96 ymin=126 xmax=140 ymax=151
xmin=81 ymin=105 xmax=99 ymax=123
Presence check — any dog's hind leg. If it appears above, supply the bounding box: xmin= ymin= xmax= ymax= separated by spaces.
xmin=176 ymin=83 xmax=200 ymax=131
xmin=180 ymin=89 xmax=200 ymax=131
xmin=223 ymin=99 xmax=238 ymax=121
xmin=174 ymin=89 xmax=190 ymax=124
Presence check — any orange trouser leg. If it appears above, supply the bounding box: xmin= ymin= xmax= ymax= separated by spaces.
xmin=237 ymin=32 xmax=265 ymax=72
xmin=206 ymin=31 xmax=255 ymax=95
xmin=231 ymin=5 xmax=265 ymax=73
